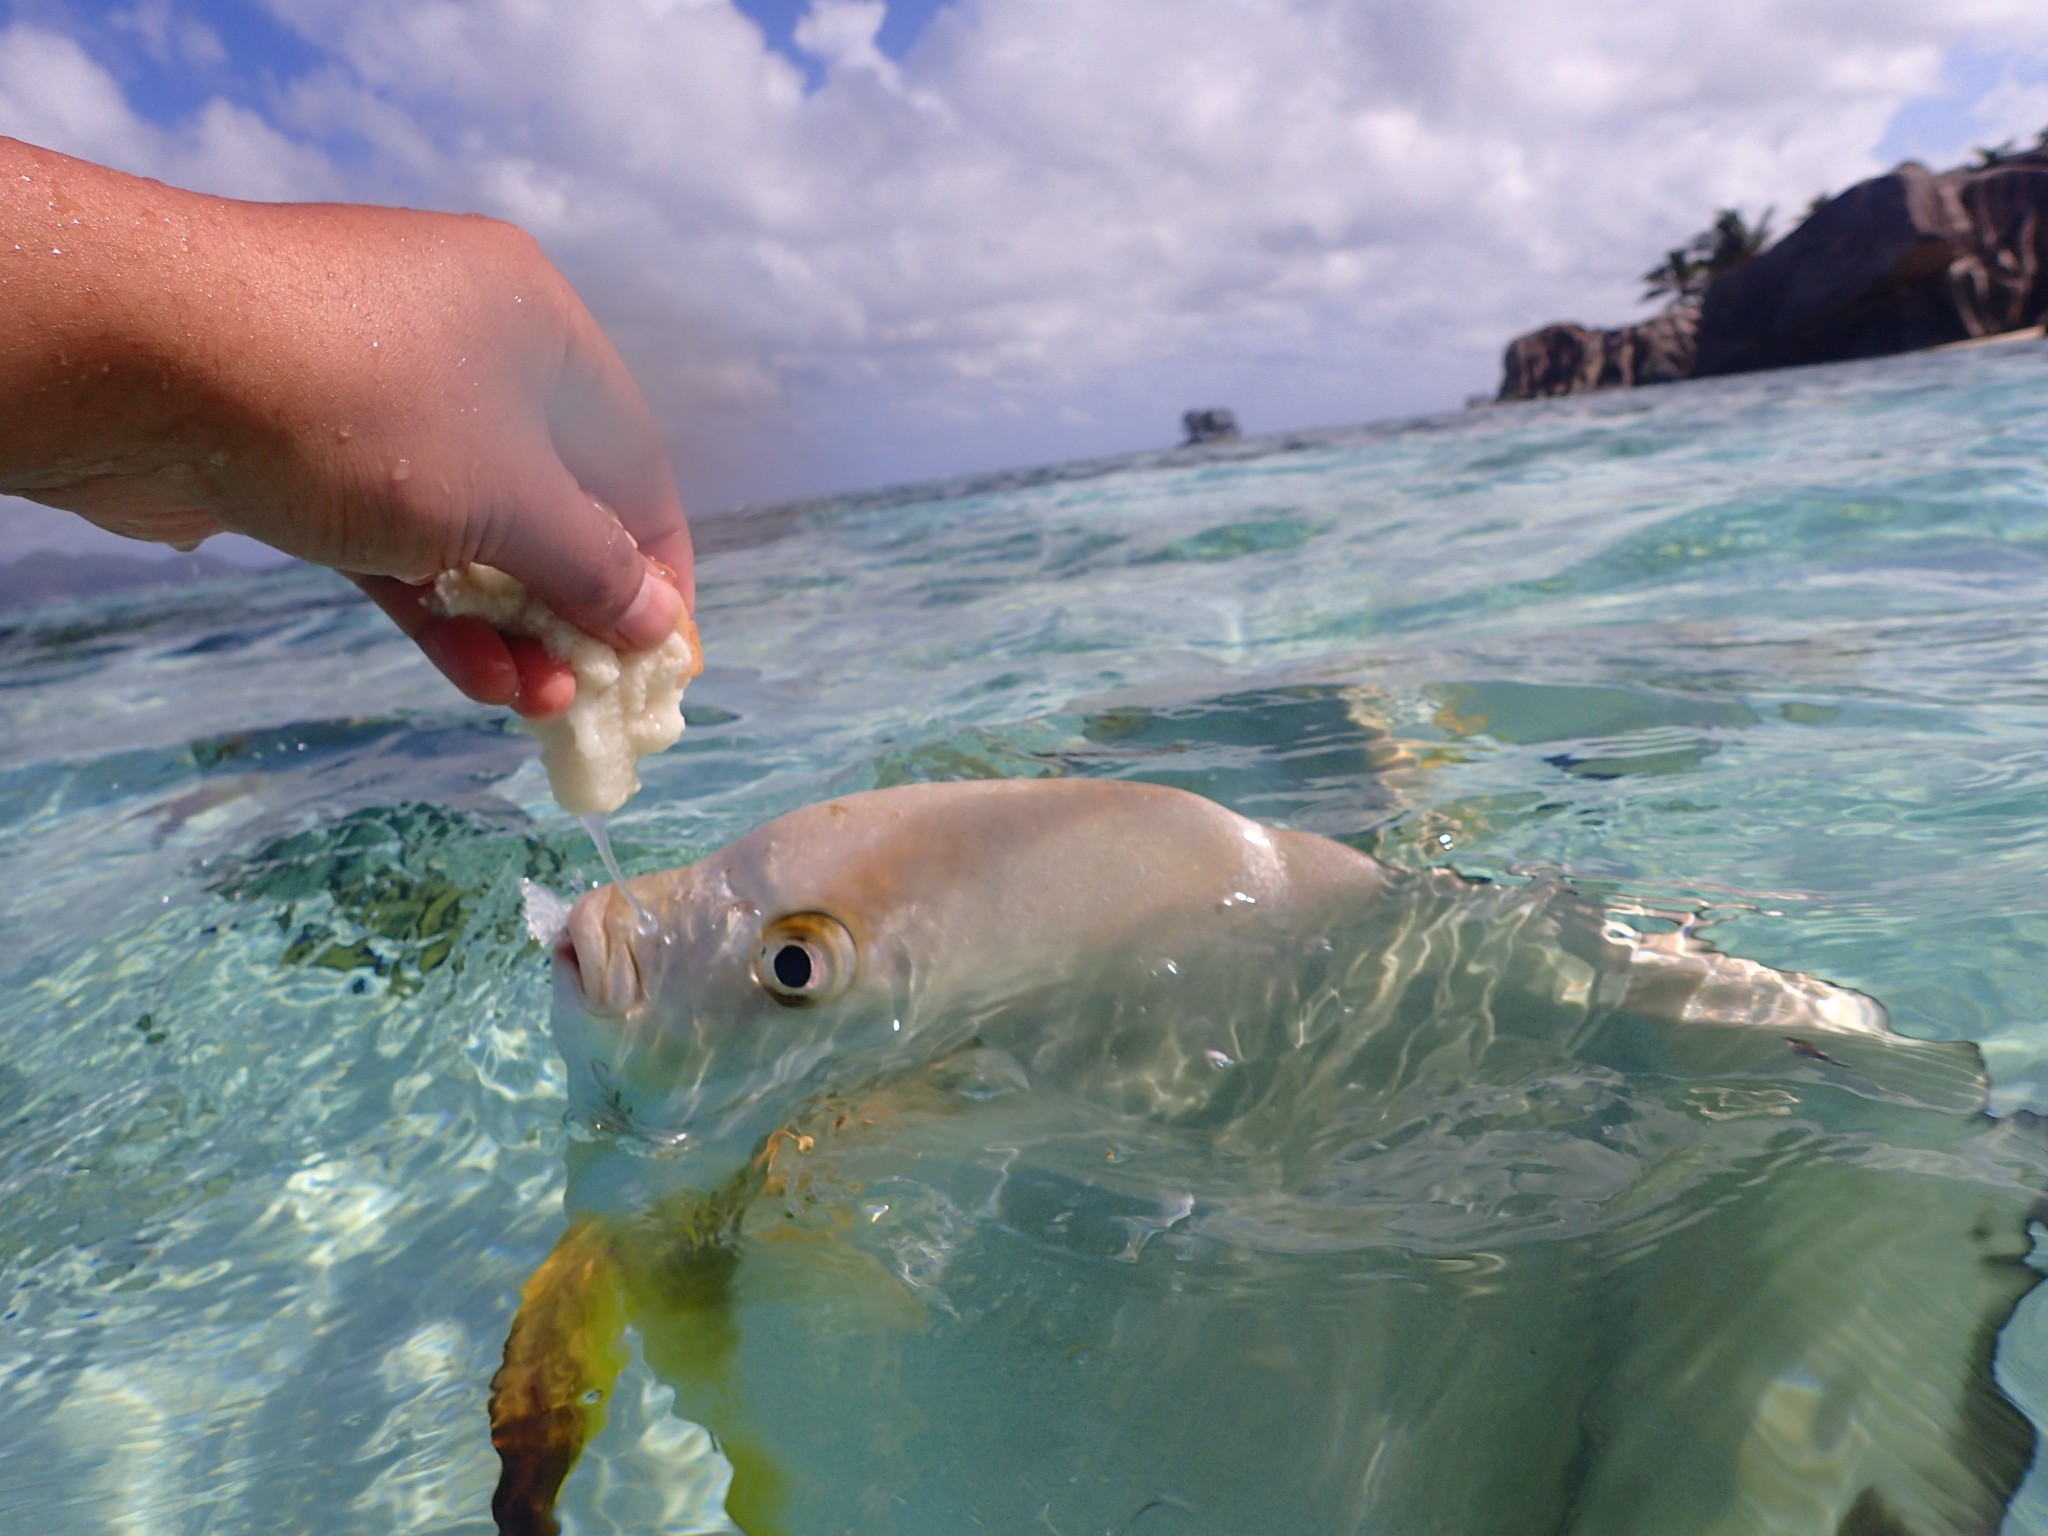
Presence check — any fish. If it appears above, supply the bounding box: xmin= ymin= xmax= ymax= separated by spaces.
xmin=491 ymin=778 xmax=2045 ymax=1536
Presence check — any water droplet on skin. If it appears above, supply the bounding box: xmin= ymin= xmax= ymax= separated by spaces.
xmin=390 ymin=459 xmax=412 ymax=482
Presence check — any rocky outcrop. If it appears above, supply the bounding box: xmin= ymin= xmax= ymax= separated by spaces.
xmin=1498 ymin=304 xmax=1697 ymax=400
xmin=1697 ymin=155 xmax=2048 ymax=373
xmin=1497 ymin=149 xmax=2048 ymax=400
xmin=1181 ymin=408 xmax=1241 ymax=445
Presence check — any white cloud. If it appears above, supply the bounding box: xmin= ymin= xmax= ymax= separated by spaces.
xmin=8 ymin=2 xmax=2048 ymax=514
xmin=114 ymin=0 xmax=230 ymax=70
xmin=1983 ymin=101 xmax=2048 ymax=157
xmin=0 ymin=23 xmax=336 ymax=200
xmin=0 ymin=24 xmax=157 ymax=171
xmin=794 ymin=0 xmax=900 ymax=87
xmin=1955 ymin=55 xmax=2048 ymax=159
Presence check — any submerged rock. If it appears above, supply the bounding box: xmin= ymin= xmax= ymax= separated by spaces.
xmin=1498 ymin=148 xmax=2048 ymax=400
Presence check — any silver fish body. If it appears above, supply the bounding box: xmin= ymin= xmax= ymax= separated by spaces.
xmin=498 ymin=779 xmax=2040 ymax=1536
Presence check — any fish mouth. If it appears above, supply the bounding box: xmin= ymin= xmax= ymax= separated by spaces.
xmin=558 ymin=886 xmax=645 ymax=1018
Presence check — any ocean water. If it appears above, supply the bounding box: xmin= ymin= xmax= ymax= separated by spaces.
xmin=8 ymin=338 xmax=2048 ymax=1531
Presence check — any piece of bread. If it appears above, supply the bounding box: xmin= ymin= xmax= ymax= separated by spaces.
xmin=430 ymin=563 xmax=702 ymax=815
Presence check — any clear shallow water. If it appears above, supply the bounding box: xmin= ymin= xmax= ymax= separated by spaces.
xmin=8 ymin=340 xmax=2048 ymax=1531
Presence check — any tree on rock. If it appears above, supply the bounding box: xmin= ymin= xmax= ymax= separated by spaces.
xmin=1642 ymin=208 xmax=1775 ymax=303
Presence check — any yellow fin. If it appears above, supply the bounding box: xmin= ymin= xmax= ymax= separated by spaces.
xmin=500 ymin=1079 xmax=954 ymax=1535
xmin=621 ymin=1204 xmax=795 ymax=1536
xmin=488 ymin=1219 xmax=630 ymax=1536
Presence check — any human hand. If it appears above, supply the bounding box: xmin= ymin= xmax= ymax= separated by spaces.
xmin=0 ymin=138 xmax=691 ymax=717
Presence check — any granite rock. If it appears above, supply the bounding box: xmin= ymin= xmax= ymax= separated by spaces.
xmin=1694 ymin=157 xmax=2048 ymax=373
xmin=1181 ymin=408 xmax=1241 ymax=445
xmin=1498 ymin=304 xmax=1698 ymax=401
xmin=1497 ymin=150 xmax=2048 ymax=399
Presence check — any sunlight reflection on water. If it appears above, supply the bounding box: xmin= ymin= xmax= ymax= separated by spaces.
xmin=7 ymin=342 xmax=2048 ymax=1531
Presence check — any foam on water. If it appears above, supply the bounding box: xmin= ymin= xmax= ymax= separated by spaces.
xmin=7 ymin=341 xmax=2048 ymax=1531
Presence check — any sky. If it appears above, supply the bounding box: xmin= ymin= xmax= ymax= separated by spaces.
xmin=4 ymin=0 xmax=2048 ymax=562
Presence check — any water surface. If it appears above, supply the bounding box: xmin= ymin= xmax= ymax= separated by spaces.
xmin=7 ymin=340 xmax=2048 ymax=1531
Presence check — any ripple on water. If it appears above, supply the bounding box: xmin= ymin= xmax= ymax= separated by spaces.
xmin=8 ymin=343 xmax=2048 ymax=1530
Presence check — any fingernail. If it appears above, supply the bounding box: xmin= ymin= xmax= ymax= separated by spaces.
xmin=616 ymin=567 xmax=682 ymax=650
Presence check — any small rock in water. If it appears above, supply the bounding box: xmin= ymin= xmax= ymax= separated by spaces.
xmin=1181 ymin=408 xmax=1240 ymax=445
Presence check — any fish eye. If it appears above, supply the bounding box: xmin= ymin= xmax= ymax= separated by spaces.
xmin=754 ymin=912 xmax=856 ymax=1007
xmin=772 ymin=944 xmax=812 ymax=990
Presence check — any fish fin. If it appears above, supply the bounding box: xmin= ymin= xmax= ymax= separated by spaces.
xmin=521 ymin=879 xmax=574 ymax=950
xmin=625 ymin=1233 xmax=922 ymax=1536
xmin=604 ymin=1117 xmax=934 ymax=1536
xmin=1772 ymin=1028 xmax=1991 ymax=1114
xmin=1619 ymin=927 xmax=1889 ymax=1036
xmin=1592 ymin=927 xmax=1996 ymax=1112
xmin=488 ymin=1219 xmax=630 ymax=1536
xmin=615 ymin=1215 xmax=795 ymax=1536
xmin=1592 ymin=1007 xmax=1994 ymax=1116
xmin=1563 ymin=1142 xmax=2040 ymax=1536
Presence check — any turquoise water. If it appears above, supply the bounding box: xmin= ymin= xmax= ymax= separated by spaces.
xmin=8 ymin=339 xmax=2048 ymax=1530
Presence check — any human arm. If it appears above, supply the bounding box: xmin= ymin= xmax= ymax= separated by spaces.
xmin=0 ymin=136 xmax=691 ymax=715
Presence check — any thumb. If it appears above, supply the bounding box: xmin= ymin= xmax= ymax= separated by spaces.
xmin=478 ymin=458 xmax=684 ymax=651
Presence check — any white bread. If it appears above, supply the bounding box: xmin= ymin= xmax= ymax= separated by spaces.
xmin=430 ymin=563 xmax=702 ymax=815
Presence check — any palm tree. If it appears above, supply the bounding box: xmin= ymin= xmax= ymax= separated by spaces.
xmin=1641 ymin=207 xmax=1774 ymax=304
xmin=1641 ymin=247 xmax=1700 ymax=303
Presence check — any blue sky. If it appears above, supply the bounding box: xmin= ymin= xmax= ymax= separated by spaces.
xmin=8 ymin=0 xmax=962 ymax=120
xmin=4 ymin=0 xmax=2048 ymax=562
xmin=7 ymin=0 xmax=318 ymax=120
xmin=734 ymin=0 xmax=955 ymax=81
xmin=1876 ymin=42 xmax=2048 ymax=168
